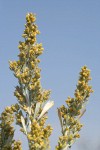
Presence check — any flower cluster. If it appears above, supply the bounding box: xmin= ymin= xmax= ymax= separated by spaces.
xmin=13 ymin=141 xmax=22 ymax=150
xmin=9 ymin=13 xmax=54 ymax=150
xmin=0 ymin=106 xmax=22 ymax=150
xmin=27 ymin=119 xmax=52 ymax=149
xmin=56 ymin=66 xmax=93 ymax=150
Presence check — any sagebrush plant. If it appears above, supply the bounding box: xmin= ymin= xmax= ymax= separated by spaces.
xmin=0 ymin=13 xmax=93 ymax=150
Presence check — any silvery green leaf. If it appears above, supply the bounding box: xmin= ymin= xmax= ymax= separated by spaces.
xmin=34 ymin=102 xmax=41 ymax=119
xmin=38 ymin=101 xmax=54 ymax=120
xmin=62 ymin=145 xmax=69 ymax=150
xmin=23 ymin=88 xmax=26 ymax=96
xmin=83 ymin=99 xmax=88 ymax=107
xmin=26 ymin=106 xmax=31 ymax=115
xmin=21 ymin=116 xmax=27 ymax=134
xmin=25 ymin=88 xmax=30 ymax=106
xmin=78 ymin=107 xmax=86 ymax=119
xmin=57 ymin=108 xmax=63 ymax=129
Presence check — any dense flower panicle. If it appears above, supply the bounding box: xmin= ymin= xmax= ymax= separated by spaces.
xmin=9 ymin=13 xmax=53 ymax=150
xmin=56 ymin=66 xmax=93 ymax=150
xmin=0 ymin=12 xmax=93 ymax=150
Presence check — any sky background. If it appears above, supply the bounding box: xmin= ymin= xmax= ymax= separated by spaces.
xmin=0 ymin=0 xmax=100 ymax=150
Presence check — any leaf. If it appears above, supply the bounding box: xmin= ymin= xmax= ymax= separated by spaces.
xmin=57 ymin=108 xmax=63 ymax=129
xmin=34 ymin=102 xmax=41 ymax=119
xmin=38 ymin=101 xmax=54 ymax=120
xmin=78 ymin=108 xmax=86 ymax=119
xmin=27 ymin=106 xmax=31 ymax=115
xmin=21 ymin=116 xmax=27 ymax=134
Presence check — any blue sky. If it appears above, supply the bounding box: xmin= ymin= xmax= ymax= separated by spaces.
xmin=0 ymin=1 xmax=100 ymax=150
